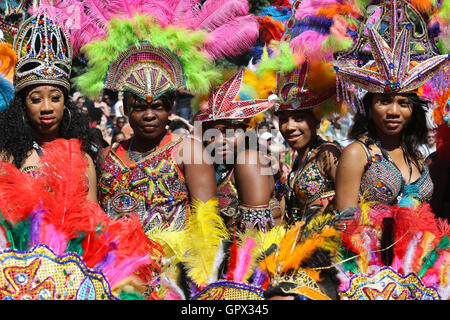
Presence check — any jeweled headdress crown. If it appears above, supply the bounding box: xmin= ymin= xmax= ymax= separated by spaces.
xmin=194 ymin=68 xmax=274 ymax=122
xmin=334 ymin=0 xmax=448 ymax=97
xmin=13 ymin=14 xmax=72 ymax=93
xmin=104 ymin=42 xmax=185 ymax=103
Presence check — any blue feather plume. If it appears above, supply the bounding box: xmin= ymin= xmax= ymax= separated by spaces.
xmin=0 ymin=76 xmax=14 ymax=112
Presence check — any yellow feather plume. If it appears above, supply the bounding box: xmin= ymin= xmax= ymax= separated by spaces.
xmin=146 ymin=228 xmax=188 ymax=262
xmin=181 ymin=197 xmax=228 ymax=286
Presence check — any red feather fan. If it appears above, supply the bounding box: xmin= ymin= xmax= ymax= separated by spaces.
xmin=226 ymin=232 xmax=238 ymax=280
xmin=257 ymin=16 xmax=285 ymax=43
xmin=0 ymin=162 xmax=47 ymax=224
xmin=38 ymin=139 xmax=95 ymax=239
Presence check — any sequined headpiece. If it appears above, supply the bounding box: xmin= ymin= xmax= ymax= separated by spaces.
xmin=105 ymin=42 xmax=185 ymax=103
xmin=0 ymin=0 xmax=27 ymax=37
xmin=194 ymin=68 xmax=274 ymax=122
xmin=0 ymin=245 xmax=117 ymax=300
xmin=274 ymin=59 xmax=336 ymax=112
xmin=193 ymin=281 xmax=265 ymax=300
xmin=334 ymin=0 xmax=448 ymax=97
xmin=340 ymin=266 xmax=441 ymax=300
xmin=13 ymin=14 xmax=72 ymax=93
xmin=265 ymin=270 xmax=332 ymax=300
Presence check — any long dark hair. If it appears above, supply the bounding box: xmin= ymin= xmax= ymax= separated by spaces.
xmin=349 ymin=92 xmax=429 ymax=168
xmin=0 ymin=88 xmax=97 ymax=168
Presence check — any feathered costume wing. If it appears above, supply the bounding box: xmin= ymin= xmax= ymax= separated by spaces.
xmin=0 ymin=139 xmax=164 ymax=299
xmin=338 ymin=197 xmax=450 ymax=300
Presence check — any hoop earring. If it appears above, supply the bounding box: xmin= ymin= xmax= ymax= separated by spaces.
xmin=65 ymin=107 xmax=72 ymax=128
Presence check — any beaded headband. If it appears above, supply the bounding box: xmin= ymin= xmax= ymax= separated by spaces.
xmin=194 ymin=68 xmax=274 ymax=122
xmin=0 ymin=245 xmax=117 ymax=300
xmin=339 ymin=267 xmax=441 ymax=300
xmin=334 ymin=0 xmax=448 ymax=99
xmin=193 ymin=281 xmax=265 ymax=300
xmin=105 ymin=42 xmax=185 ymax=103
xmin=13 ymin=14 xmax=72 ymax=93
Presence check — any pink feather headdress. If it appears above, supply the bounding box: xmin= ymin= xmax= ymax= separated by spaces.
xmin=32 ymin=0 xmax=260 ymax=60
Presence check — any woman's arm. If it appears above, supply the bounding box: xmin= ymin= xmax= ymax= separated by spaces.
xmin=234 ymin=148 xmax=275 ymax=205
xmin=178 ymin=137 xmax=217 ymax=202
xmin=335 ymin=142 xmax=367 ymax=212
xmin=84 ymin=153 xmax=98 ymax=203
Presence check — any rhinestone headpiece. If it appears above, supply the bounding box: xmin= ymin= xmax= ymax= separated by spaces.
xmin=274 ymin=59 xmax=336 ymax=111
xmin=105 ymin=42 xmax=185 ymax=103
xmin=194 ymin=68 xmax=274 ymax=122
xmin=13 ymin=14 xmax=73 ymax=93
xmin=334 ymin=0 xmax=448 ymax=94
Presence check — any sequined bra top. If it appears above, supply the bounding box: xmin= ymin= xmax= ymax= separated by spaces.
xmin=98 ymin=133 xmax=189 ymax=233
xmin=286 ymin=141 xmax=340 ymax=222
xmin=357 ymin=140 xmax=433 ymax=205
xmin=215 ymin=167 xmax=239 ymax=230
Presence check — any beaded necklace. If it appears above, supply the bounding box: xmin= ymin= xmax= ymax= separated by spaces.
xmin=127 ymin=131 xmax=168 ymax=162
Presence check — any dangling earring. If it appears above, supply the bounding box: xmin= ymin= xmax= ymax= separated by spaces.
xmin=65 ymin=107 xmax=72 ymax=128
xmin=22 ymin=110 xmax=28 ymax=127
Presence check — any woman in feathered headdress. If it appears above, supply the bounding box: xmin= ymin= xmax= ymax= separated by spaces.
xmin=41 ymin=0 xmax=261 ymax=234
xmin=0 ymin=9 xmax=98 ymax=201
xmin=334 ymin=0 xmax=448 ymax=212
xmin=254 ymin=0 xmax=357 ymax=226
xmin=193 ymin=67 xmax=277 ymax=233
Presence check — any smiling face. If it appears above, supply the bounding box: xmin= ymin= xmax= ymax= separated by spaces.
xmin=24 ymin=85 xmax=65 ymax=139
xmin=370 ymin=94 xmax=413 ymax=137
xmin=124 ymin=91 xmax=172 ymax=141
xmin=278 ymin=110 xmax=319 ymax=151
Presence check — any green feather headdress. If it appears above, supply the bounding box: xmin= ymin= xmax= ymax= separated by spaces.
xmin=75 ymin=15 xmax=223 ymax=100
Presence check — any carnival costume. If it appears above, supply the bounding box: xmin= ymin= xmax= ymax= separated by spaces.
xmin=255 ymin=0 xmax=358 ymax=224
xmin=260 ymin=206 xmax=354 ymax=300
xmin=194 ymin=68 xmax=276 ymax=232
xmin=0 ymin=139 xmax=163 ymax=300
xmin=40 ymin=0 xmax=261 ymax=232
xmin=148 ymin=198 xmax=286 ymax=300
xmin=0 ymin=7 xmax=165 ymax=299
xmin=336 ymin=197 xmax=449 ymax=300
xmin=326 ymin=0 xmax=450 ymax=300
xmin=333 ymin=0 xmax=448 ymax=206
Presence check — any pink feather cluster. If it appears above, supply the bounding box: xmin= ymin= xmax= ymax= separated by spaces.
xmin=32 ymin=0 xmax=259 ymax=60
xmin=0 ymin=139 xmax=163 ymax=289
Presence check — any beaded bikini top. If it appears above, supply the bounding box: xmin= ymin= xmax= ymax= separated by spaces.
xmin=357 ymin=140 xmax=433 ymax=205
xmin=215 ymin=166 xmax=239 ymax=230
xmin=98 ymin=133 xmax=189 ymax=233
xmin=287 ymin=141 xmax=339 ymax=222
